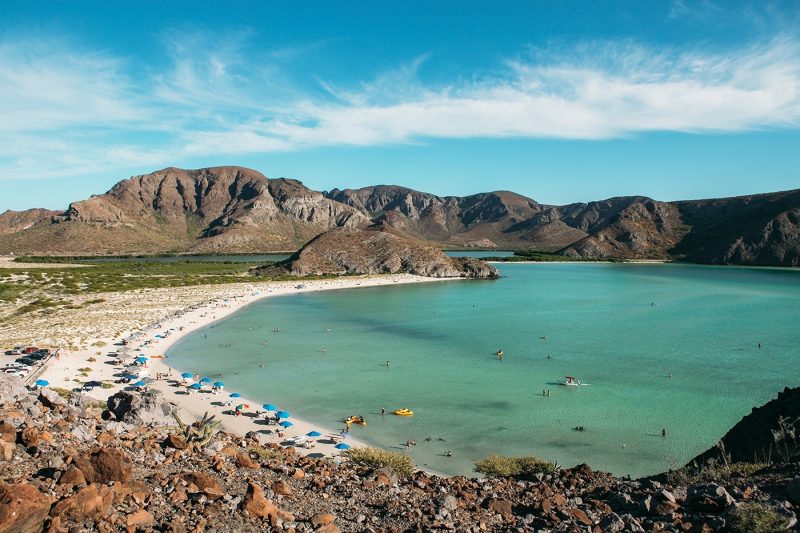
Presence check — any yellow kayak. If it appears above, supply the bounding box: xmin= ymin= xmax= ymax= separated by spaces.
xmin=345 ymin=416 xmax=367 ymax=426
xmin=393 ymin=408 xmax=413 ymax=416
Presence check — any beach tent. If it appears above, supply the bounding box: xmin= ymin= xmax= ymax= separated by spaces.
xmin=279 ymin=421 xmax=293 ymax=428
xmin=335 ymin=443 xmax=351 ymax=450
xmin=34 ymin=379 xmax=49 ymax=387
xmin=306 ymin=431 xmax=322 ymax=437
xmin=276 ymin=410 xmax=290 ymax=419
xmin=229 ymin=392 xmax=241 ymax=398
xmin=263 ymin=403 xmax=276 ymax=411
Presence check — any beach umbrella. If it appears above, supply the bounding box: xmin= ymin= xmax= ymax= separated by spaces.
xmin=188 ymin=383 xmax=201 ymax=390
xmin=306 ymin=431 xmax=322 ymax=437
xmin=214 ymin=381 xmax=225 ymax=388
xmin=199 ymin=377 xmax=211 ymax=383
xmin=34 ymin=379 xmax=49 ymax=387
xmin=133 ymin=380 xmax=146 ymax=387
xmin=276 ymin=410 xmax=290 ymax=419
xmin=134 ymin=357 xmax=148 ymax=363
xmin=279 ymin=421 xmax=293 ymax=428
xmin=229 ymin=392 xmax=241 ymax=398
xmin=181 ymin=372 xmax=192 ymax=379
xmin=122 ymin=373 xmax=138 ymax=380
xmin=335 ymin=443 xmax=351 ymax=450
xmin=262 ymin=403 xmax=276 ymax=411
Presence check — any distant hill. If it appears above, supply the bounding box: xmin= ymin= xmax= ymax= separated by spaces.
xmin=260 ymin=227 xmax=498 ymax=278
xmin=2 ymin=166 xmax=799 ymax=266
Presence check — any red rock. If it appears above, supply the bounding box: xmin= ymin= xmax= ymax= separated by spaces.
xmin=316 ymin=525 xmax=341 ymax=533
xmin=235 ymin=452 xmax=259 ymax=469
xmin=181 ymin=472 xmax=224 ymax=499
xmin=58 ymin=466 xmax=87 ymax=487
xmin=126 ymin=509 xmax=154 ymax=528
xmin=241 ymin=482 xmax=279 ymax=520
xmin=0 ymin=441 xmax=13 ymax=462
xmin=487 ymin=499 xmax=514 ymax=519
xmin=564 ymin=507 xmax=593 ymax=526
xmin=96 ymin=431 xmax=115 ymax=446
xmin=20 ymin=427 xmax=39 ymax=447
xmin=311 ymin=512 xmax=336 ymax=526
xmin=0 ymin=423 xmax=15 ymax=444
xmin=50 ymin=484 xmax=111 ymax=522
xmin=292 ymin=468 xmax=305 ymax=480
xmin=90 ymin=448 xmax=132 ymax=483
xmin=0 ymin=482 xmax=53 ymax=533
xmin=164 ymin=434 xmax=187 ymax=450
xmin=273 ymin=480 xmax=292 ymax=496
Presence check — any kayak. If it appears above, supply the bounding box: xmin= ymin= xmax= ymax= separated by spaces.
xmin=393 ymin=408 xmax=413 ymax=416
xmin=345 ymin=416 xmax=367 ymax=426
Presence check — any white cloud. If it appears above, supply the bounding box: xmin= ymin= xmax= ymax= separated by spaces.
xmin=1 ymin=35 xmax=800 ymax=182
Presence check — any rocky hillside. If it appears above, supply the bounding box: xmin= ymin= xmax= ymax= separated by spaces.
xmin=2 ymin=376 xmax=800 ymax=532
xmin=0 ymin=167 xmax=364 ymax=255
xmin=688 ymin=386 xmax=800 ymax=468
xmin=261 ymin=227 xmax=498 ymax=278
xmin=2 ymin=166 xmax=800 ymax=266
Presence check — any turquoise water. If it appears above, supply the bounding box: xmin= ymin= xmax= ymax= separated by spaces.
xmin=167 ymin=263 xmax=800 ymax=478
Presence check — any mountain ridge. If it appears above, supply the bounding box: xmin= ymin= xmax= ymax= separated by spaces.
xmin=2 ymin=166 xmax=799 ymax=266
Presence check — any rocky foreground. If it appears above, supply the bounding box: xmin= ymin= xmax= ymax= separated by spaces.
xmin=2 ymin=376 xmax=800 ymax=532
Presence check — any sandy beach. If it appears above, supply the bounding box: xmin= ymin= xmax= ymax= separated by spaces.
xmin=8 ymin=273 xmax=454 ymax=459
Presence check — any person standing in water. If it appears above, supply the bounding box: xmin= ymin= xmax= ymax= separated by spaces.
xmin=386 ymin=360 xmax=390 ymax=368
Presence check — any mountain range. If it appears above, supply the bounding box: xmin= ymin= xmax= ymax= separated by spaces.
xmin=1 ymin=166 xmax=798 ymax=266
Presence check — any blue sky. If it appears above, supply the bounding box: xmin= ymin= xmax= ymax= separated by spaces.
xmin=1 ymin=1 xmax=799 ymax=211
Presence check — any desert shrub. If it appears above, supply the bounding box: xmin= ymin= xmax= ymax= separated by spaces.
xmin=475 ymin=454 xmax=557 ymax=478
xmin=100 ymin=382 xmax=114 ymax=389
xmin=251 ymin=446 xmax=285 ymax=462
xmin=728 ymin=502 xmax=785 ymax=533
xmin=49 ymin=387 xmax=73 ymax=400
xmin=344 ymin=447 xmax=415 ymax=476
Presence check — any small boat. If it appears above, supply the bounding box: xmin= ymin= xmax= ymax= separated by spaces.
xmin=344 ymin=415 xmax=367 ymax=426
xmin=560 ymin=376 xmax=581 ymax=386
xmin=393 ymin=408 xmax=414 ymax=416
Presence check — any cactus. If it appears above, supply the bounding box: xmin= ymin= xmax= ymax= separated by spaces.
xmin=171 ymin=411 xmax=221 ymax=447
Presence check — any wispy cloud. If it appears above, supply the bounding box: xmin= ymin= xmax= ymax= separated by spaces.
xmin=1 ymin=33 xmax=800 ymax=182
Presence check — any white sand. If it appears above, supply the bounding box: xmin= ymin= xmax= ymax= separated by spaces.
xmin=33 ymin=274 xmax=454 ymax=458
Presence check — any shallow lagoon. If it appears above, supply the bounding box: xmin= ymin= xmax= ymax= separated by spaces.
xmin=168 ymin=263 xmax=800 ymax=477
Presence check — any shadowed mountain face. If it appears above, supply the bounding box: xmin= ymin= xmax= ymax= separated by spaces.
xmin=1 ymin=166 xmax=799 ymax=266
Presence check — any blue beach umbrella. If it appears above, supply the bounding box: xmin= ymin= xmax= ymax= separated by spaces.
xmin=262 ymin=403 xmax=276 ymax=411
xmin=181 ymin=372 xmax=192 ymax=379
xmin=214 ymin=381 xmax=225 ymax=388
xmin=134 ymin=357 xmax=148 ymax=363
xmin=229 ymin=392 xmax=241 ymax=398
xmin=306 ymin=431 xmax=321 ymax=437
xmin=133 ymin=380 xmax=146 ymax=387
xmin=199 ymin=377 xmax=211 ymax=383
xmin=34 ymin=379 xmax=49 ymax=387
xmin=279 ymin=421 xmax=293 ymax=428
xmin=335 ymin=443 xmax=351 ymax=450
xmin=188 ymin=383 xmax=201 ymax=390
xmin=276 ymin=410 xmax=290 ymax=419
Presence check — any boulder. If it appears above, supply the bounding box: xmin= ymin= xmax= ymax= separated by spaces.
xmin=687 ymin=483 xmax=736 ymax=511
xmin=38 ymin=389 xmax=67 ymax=409
xmin=0 ymin=482 xmax=52 ymax=533
xmin=106 ymin=390 xmax=176 ymax=426
xmin=58 ymin=465 xmax=87 ymax=487
xmin=89 ymin=448 xmax=132 ymax=483
xmin=0 ymin=376 xmax=28 ymax=406
xmin=486 ymin=499 xmax=514 ymax=519
xmin=241 ymin=482 xmax=279 ymax=520
xmin=181 ymin=472 xmax=224 ymax=499
xmin=235 ymin=452 xmax=259 ymax=469
xmin=50 ymin=483 xmax=112 ymax=522
xmin=0 ymin=422 xmax=15 ymax=444
xmin=126 ymin=509 xmax=154 ymax=528
xmin=310 ymin=512 xmax=336 ymax=526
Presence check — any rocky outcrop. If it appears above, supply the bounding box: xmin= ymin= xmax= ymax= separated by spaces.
xmin=688 ymin=386 xmax=800 ymax=468
xmin=106 ymin=390 xmax=177 ymax=426
xmin=273 ymin=227 xmax=498 ymax=278
xmin=0 ymin=208 xmax=59 ymax=235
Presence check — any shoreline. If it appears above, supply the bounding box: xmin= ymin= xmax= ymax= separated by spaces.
xmin=33 ymin=273 xmax=458 ymax=462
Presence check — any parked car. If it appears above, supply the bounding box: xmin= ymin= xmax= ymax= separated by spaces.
xmin=23 ymin=347 xmax=39 ymax=354
xmin=4 ymin=362 xmax=29 ymax=369
xmin=4 ymin=367 xmax=29 ymax=375
xmin=4 ymin=349 xmax=21 ymax=356
xmin=15 ymin=357 xmax=37 ymax=366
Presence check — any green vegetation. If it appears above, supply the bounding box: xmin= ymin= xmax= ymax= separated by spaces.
xmin=251 ymin=446 xmax=286 ymax=462
xmin=49 ymin=387 xmax=73 ymax=400
xmin=343 ymin=447 xmax=416 ymax=476
xmin=474 ymin=454 xmax=558 ymax=478
xmin=728 ymin=502 xmax=785 ymax=533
